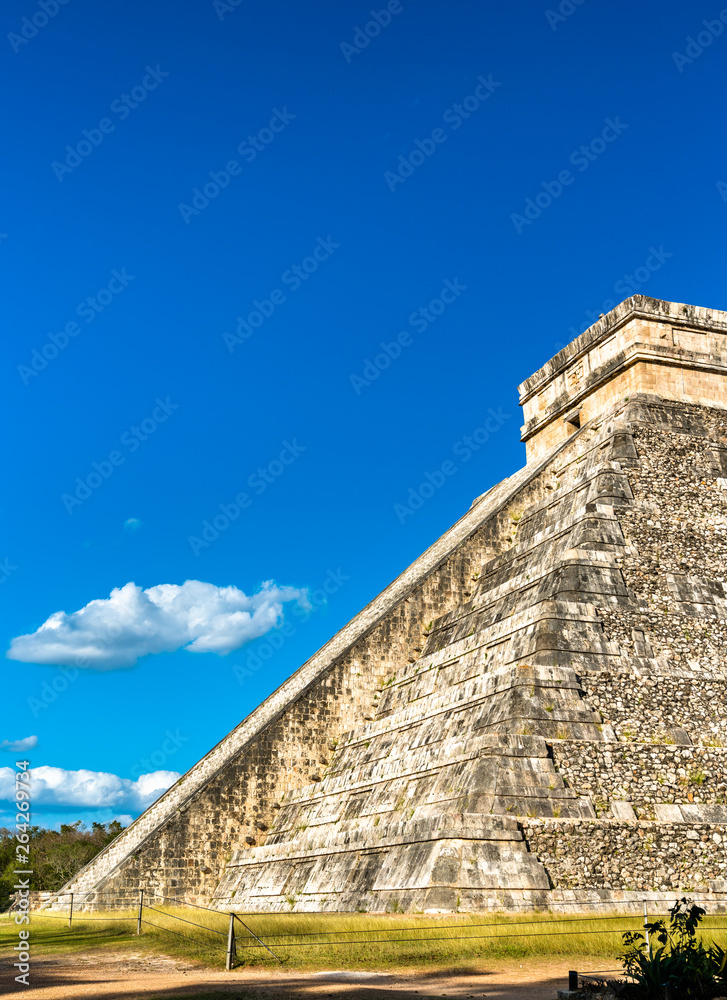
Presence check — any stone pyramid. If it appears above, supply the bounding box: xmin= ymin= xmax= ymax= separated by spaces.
xmin=53 ymin=296 xmax=727 ymax=913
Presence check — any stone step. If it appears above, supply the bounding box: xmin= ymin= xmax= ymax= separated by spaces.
xmin=274 ymin=740 xmax=583 ymax=820
xmin=232 ymin=813 xmax=525 ymax=864
xmin=335 ymin=664 xmax=600 ymax=754
xmin=215 ymin=814 xmax=555 ymax=910
xmin=476 ymin=503 xmax=628 ymax=585
xmin=388 ymin=599 xmax=607 ymax=689
xmin=378 ymin=633 xmax=619 ymax=715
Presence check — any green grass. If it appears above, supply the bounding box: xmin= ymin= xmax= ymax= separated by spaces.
xmin=3 ymin=908 xmax=727 ymax=973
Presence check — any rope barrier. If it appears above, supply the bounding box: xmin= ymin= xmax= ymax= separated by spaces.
xmin=133 ymin=890 xmax=727 ymax=917
xmin=142 ymin=903 xmax=227 ymax=936
xmin=230 ymin=925 xmax=686 ymax=949
xmin=247 ymin=912 xmax=651 ymax=940
xmin=259 ymin=919 xmax=727 ymax=944
xmin=139 ymin=891 xmax=232 ymax=913
xmin=29 ymin=912 xmax=134 ymax=922
xmin=234 ymin=914 xmax=283 ymax=963
xmin=580 ymin=970 xmax=630 ymax=979
xmin=139 ymin=916 xmax=226 ymax=951
xmin=232 ymin=923 xmax=727 ymax=949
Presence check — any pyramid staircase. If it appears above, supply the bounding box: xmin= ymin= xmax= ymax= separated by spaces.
xmin=212 ymin=415 xmax=659 ymax=911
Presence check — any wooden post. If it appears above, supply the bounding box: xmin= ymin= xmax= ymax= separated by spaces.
xmin=568 ymin=971 xmax=578 ymax=991
xmin=226 ymin=913 xmax=235 ymax=971
xmin=137 ymin=889 xmax=144 ymax=935
xmin=68 ymin=893 xmax=73 ymax=929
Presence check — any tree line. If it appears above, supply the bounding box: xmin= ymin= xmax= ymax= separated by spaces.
xmin=0 ymin=820 xmax=124 ymax=909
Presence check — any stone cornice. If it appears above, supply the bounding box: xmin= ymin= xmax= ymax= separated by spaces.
xmin=518 ymin=295 xmax=727 ymax=406
xmin=520 ymin=340 xmax=727 ymax=442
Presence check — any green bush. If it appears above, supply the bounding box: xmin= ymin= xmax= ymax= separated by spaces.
xmin=619 ymin=898 xmax=727 ymax=1000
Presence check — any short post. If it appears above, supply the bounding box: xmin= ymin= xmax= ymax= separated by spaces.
xmin=644 ymin=899 xmax=650 ymax=951
xmin=226 ymin=912 xmax=236 ymax=971
xmin=68 ymin=892 xmax=73 ymax=929
xmin=569 ymin=971 xmax=578 ymax=992
xmin=137 ymin=889 xmax=143 ymax=935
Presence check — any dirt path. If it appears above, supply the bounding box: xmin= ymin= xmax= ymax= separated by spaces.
xmin=1 ymin=949 xmax=621 ymax=999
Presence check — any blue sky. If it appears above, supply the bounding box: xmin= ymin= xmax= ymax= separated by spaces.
xmin=2 ymin=0 xmax=726 ymax=828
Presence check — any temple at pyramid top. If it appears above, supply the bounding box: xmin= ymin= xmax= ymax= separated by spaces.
xmin=519 ymin=295 xmax=727 ymax=462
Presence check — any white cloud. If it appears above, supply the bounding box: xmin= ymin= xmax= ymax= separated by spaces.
xmin=1 ymin=735 xmax=38 ymax=752
xmin=7 ymin=579 xmax=309 ymax=669
xmin=124 ymin=517 xmax=142 ymax=533
xmin=0 ymin=766 xmax=180 ymax=810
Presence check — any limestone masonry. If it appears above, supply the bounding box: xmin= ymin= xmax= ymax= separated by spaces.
xmin=51 ymin=295 xmax=727 ymax=913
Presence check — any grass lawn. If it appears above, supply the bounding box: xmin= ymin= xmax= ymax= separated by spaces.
xmin=3 ymin=907 xmax=727 ymax=973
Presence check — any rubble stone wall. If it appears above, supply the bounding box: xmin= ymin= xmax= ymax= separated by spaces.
xmin=523 ymin=819 xmax=727 ymax=892
xmin=550 ymin=741 xmax=727 ymax=817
